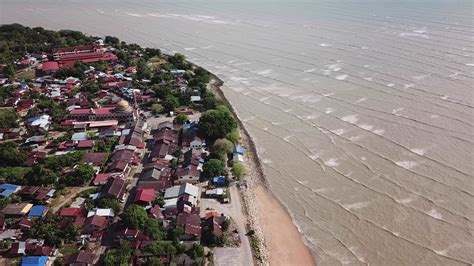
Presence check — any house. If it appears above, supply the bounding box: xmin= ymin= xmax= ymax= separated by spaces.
xmin=233 ymin=153 xmax=244 ymax=163
xmin=28 ymin=115 xmax=51 ymax=131
xmin=82 ymin=215 xmax=108 ymax=234
xmin=77 ymin=140 xmax=95 ymax=149
xmin=103 ymin=177 xmax=127 ymax=201
xmin=190 ymin=95 xmax=201 ymax=103
xmin=114 ymin=227 xmax=148 ymax=242
xmin=189 ymin=137 xmax=204 ymax=150
xmin=21 ymin=256 xmax=48 ymax=266
xmin=63 ymin=251 xmax=95 ymax=266
xmin=81 ymin=152 xmax=108 ymax=167
xmin=0 ymin=183 xmax=20 ymax=198
xmin=134 ymin=189 xmax=156 ymax=205
xmin=58 ymin=207 xmax=84 ymax=217
xmin=164 ymin=184 xmax=199 ymax=199
xmin=204 ymin=215 xmax=225 ymax=237
xmin=140 ymin=168 xmax=161 ymax=180
xmin=24 ymin=136 xmax=45 ymax=146
xmin=176 ymin=213 xmax=201 ymax=240
xmin=136 ymin=180 xmax=172 ymax=193
xmin=17 ymin=186 xmax=54 ymax=202
xmin=2 ymin=203 xmax=33 ymax=216
xmin=28 ymin=205 xmax=48 ymax=218
xmin=92 ymin=173 xmax=110 ymax=186
xmin=148 ymin=206 xmax=164 ymax=220
xmin=212 ymin=176 xmax=226 ymax=186
xmin=71 ymin=132 xmax=88 ymax=141
xmin=175 ymin=166 xmax=200 ymax=185
xmin=233 ymin=146 xmax=246 ymax=154
xmin=31 ymin=246 xmax=56 ymax=257
xmin=205 ymin=188 xmax=226 ymax=199
xmin=86 ymin=208 xmax=115 ymax=218
xmin=39 ymin=61 xmax=59 ymax=76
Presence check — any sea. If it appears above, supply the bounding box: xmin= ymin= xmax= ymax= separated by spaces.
xmin=1 ymin=0 xmax=473 ymax=265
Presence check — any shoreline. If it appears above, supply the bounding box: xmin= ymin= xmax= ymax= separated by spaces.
xmin=207 ymin=77 xmax=315 ymax=265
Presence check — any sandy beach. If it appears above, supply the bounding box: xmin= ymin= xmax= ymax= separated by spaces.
xmin=254 ymin=185 xmax=315 ymax=265
xmin=208 ymin=78 xmax=315 ymax=265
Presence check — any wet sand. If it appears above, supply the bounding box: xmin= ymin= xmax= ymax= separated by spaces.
xmin=2 ymin=1 xmax=473 ymax=264
xmin=255 ymin=185 xmax=315 ymax=265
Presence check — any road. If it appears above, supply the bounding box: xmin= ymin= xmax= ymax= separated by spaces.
xmin=51 ymin=186 xmax=95 ymax=213
xmin=200 ymin=185 xmax=253 ymax=266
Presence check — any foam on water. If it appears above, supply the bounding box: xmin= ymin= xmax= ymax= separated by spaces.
xmin=335 ymin=74 xmax=348 ymax=80
xmin=395 ymin=161 xmax=418 ymax=169
xmin=341 ymin=114 xmax=359 ymax=124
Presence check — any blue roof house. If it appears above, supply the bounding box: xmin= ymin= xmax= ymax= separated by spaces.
xmin=22 ymin=256 xmax=48 ymax=266
xmin=233 ymin=146 xmax=246 ymax=154
xmin=212 ymin=176 xmax=226 ymax=186
xmin=28 ymin=205 xmax=49 ymax=218
xmin=0 ymin=183 xmax=20 ymax=198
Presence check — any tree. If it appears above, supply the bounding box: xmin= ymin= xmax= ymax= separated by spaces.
xmin=212 ymin=138 xmax=233 ymax=160
xmin=121 ymin=204 xmax=147 ymax=229
xmin=98 ymin=198 xmax=121 ymax=213
xmin=151 ymin=103 xmax=164 ymax=115
xmin=144 ymin=241 xmax=177 ymax=257
xmin=161 ymin=95 xmax=179 ymax=113
xmin=137 ymin=60 xmax=152 ymax=80
xmin=0 ymin=109 xmax=19 ymax=128
xmin=168 ymin=53 xmax=187 ymax=69
xmin=28 ymin=214 xmax=62 ymax=247
xmin=104 ymin=242 xmax=132 ymax=266
xmin=226 ymin=129 xmax=241 ymax=145
xmin=190 ymin=244 xmax=205 ymax=258
xmin=199 ymin=106 xmax=237 ymax=141
xmin=104 ymin=36 xmax=120 ymax=45
xmin=152 ymin=84 xmax=172 ymax=99
xmin=67 ymin=163 xmax=95 ymax=186
xmin=144 ymin=218 xmax=164 ymax=240
xmin=202 ymin=159 xmax=225 ymax=179
xmin=173 ymin=114 xmax=188 ymax=125
xmin=3 ymin=64 xmax=16 ymax=81
xmin=0 ymin=142 xmax=27 ymax=167
xmin=201 ymin=94 xmax=219 ymax=110
xmin=231 ymin=162 xmax=247 ymax=180
xmin=145 ymin=257 xmax=163 ymax=266
xmin=26 ymin=166 xmax=58 ymax=186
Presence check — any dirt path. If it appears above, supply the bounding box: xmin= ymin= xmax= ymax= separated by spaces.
xmin=51 ymin=186 xmax=94 ymax=213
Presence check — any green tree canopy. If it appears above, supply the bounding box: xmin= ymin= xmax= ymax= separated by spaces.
xmin=0 ymin=142 xmax=27 ymax=167
xmin=212 ymin=138 xmax=233 ymax=160
xmin=0 ymin=109 xmax=19 ymax=128
xmin=144 ymin=218 xmax=164 ymax=240
xmin=144 ymin=241 xmax=177 ymax=257
xmin=202 ymin=159 xmax=225 ymax=179
xmin=173 ymin=114 xmax=188 ymax=125
xmin=66 ymin=163 xmax=95 ymax=186
xmin=226 ymin=128 xmax=241 ymax=145
xmin=231 ymin=162 xmax=247 ymax=180
xmin=121 ymin=204 xmax=148 ymax=229
xmin=103 ymin=241 xmax=132 ymax=266
xmin=199 ymin=105 xmax=237 ymax=141
xmin=151 ymin=103 xmax=164 ymax=115
xmin=161 ymin=95 xmax=179 ymax=113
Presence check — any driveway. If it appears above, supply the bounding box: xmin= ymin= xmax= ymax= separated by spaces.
xmin=200 ymin=185 xmax=253 ymax=266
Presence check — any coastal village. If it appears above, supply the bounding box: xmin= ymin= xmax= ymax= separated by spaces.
xmin=0 ymin=24 xmax=259 ymax=266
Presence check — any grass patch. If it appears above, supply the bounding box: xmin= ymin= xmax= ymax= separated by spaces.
xmin=17 ymin=70 xmax=36 ymax=80
xmin=60 ymin=244 xmax=79 ymax=256
xmin=78 ymin=187 xmax=98 ymax=198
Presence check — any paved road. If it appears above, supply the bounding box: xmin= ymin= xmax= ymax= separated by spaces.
xmin=200 ymin=185 xmax=253 ymax=266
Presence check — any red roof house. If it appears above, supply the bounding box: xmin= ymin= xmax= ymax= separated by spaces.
xmin=134 ymin=189 xmax=156 ymax=205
